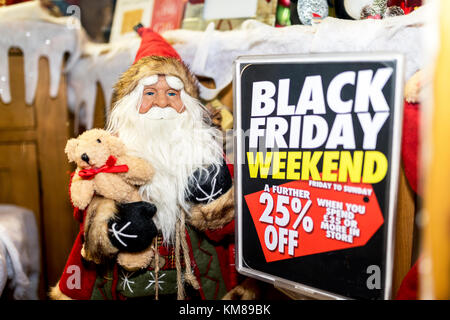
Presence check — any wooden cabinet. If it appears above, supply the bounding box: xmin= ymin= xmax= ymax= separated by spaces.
xmin=0 ymin=144 xmax=40 ymax=221
xmin=0 ymin=53 xmax=78 ymax=298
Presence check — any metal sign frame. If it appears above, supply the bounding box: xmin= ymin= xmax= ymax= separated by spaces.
xmin=233 ymin=53 xmax=405 ymax=300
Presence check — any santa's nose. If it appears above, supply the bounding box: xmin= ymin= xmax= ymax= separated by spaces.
xmin=154 ymin=93 xmax=169 ymax=108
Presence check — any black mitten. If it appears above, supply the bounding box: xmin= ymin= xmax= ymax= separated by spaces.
xmin=107 ymin=201 xmax=158 ymax=252
xmin=186 ymin=159 xmax=232 ymax=204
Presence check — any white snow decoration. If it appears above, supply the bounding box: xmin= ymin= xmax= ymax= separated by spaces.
xmin=168 ymin=20 xmax=316 ymax=100
xmin=66 ymin=38 xmax=140 ymax=132
xmin=164 ymin=6 xmax=427 ymax=102
xmin=310 ymin=11 xmax=426 ymax=74
xmin=0 ymin=1 xmax=84 ymax=105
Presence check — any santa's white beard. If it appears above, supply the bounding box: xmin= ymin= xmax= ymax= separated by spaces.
xmin=107 ymin=88 xmax=223 ymax=244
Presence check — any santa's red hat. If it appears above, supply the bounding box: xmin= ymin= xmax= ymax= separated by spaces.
xmin=133 ymin=27 xmax=181 ymax=63
xmin=112 ymin=27 xmax=198 ymax=105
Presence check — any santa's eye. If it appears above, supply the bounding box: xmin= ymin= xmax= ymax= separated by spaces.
xmin=168 ymin=92 xmax=176 ymax=97
xmin=145 ymin=91 xmax=155 ymax=96
xmin=97 ymin=139 xmax=101 ymax=143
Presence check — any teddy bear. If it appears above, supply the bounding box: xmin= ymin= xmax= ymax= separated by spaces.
xmin=64 ymin=128 xmax=157 ymax=271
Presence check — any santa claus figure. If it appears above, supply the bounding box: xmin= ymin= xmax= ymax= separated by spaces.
xmin=107 ymin=29 xmax=230 ymax=248
xmin=50 ymin=27 xmax=253 ymax=300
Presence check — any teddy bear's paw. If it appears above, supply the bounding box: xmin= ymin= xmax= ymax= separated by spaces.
xmin=70 ymin=180 xmax=95 ymax=210
xmin=93 ymin=173 xmax=136 ymax=203
xmin=117 ymin=155 xmax=155 ymax=185
xmin=117 ymin=246 xmax=154 ymax=271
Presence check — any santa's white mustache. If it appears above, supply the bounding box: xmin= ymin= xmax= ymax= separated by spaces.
xmin=141 ymin=106 xmax=182 ymax=120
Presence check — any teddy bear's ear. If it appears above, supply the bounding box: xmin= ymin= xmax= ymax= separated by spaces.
xmin=106 ymin=134 xmax=126 ymax=157
xmin=65 ymin=138 xmax=78 ymax=162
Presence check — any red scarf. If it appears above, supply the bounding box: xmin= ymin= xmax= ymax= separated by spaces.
xmin=78 ymin=156 xmax=129 ymax=180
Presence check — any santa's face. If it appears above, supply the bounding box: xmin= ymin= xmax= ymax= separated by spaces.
xmin=107 ymin=73 xmax=223 ymax=243
xmin=139 ymin=75 xmax=185 ymax=116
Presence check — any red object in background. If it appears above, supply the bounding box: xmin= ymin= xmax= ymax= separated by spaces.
xmin=396 ymin=260 xmax=419 ymax=300
xmin=150 ymin=0 xmax=187 ymax=34
xmin=59 ymin=231 xmax=98 ymax=300
xmin=134 ymin=27 xmax=181 ymax=64
xmin=278 ymin=0 xmax=291 ymax=7
xmin=3 ymin=0 xmax=31 ymax=5
xmin=401 ymin=101 xmax=420 ymax=194
xmin=387 ymin=0 xmax=423 ymax=14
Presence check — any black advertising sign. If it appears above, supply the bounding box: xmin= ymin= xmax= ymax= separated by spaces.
xmin=234 ymin=53 xmax=404 ymax=300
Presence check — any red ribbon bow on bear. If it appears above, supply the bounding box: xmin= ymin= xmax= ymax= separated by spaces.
xmin=78 ymin=156 xmax=129 ymax=180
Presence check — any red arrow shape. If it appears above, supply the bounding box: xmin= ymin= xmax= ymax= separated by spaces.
xmin=244 ymin=179 xmax=384 ymax=262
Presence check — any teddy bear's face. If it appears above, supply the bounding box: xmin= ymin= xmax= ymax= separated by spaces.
xmin=65 ymin=129 xmax=126 ymax=169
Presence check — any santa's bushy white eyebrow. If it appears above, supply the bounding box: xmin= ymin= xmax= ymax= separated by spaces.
xmin=140 ymin=75 xmax=159 ymax=86
xmin=165 ymin=75 xmax=184 ymax=90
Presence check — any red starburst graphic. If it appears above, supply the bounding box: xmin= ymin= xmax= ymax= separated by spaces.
xmin=244 ymin=180 xmax=384 ymax=262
